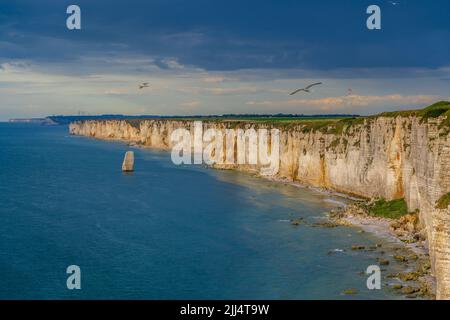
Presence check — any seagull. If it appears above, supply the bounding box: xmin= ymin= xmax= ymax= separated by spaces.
xmin=389 ymin=1 xmax=399 ymax=5
xmin=289 ymin=82 xmax=322 ymax=95
xmin=139 ymin=82 xmax=149 ymax=89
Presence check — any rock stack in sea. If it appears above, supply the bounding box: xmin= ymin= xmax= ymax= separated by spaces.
xmin=122 ymin=151 xmax=134 ymax=172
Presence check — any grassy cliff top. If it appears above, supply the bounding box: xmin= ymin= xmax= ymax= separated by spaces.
xmin=77 ymin=101 xmax=450 ymax=135
xmin=266 ymin=101 xmax=450 ymax=134
xmin=378 ymin=101 xmax=450 ymax=119
xmin=214 ymin=101 xmax=450 ymax=134
xmin=208 ymin=100 xmax=448 ymax=125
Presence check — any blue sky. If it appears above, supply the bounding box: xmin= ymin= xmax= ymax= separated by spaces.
xmin=0 ymin=0 xmax=449 ymax=119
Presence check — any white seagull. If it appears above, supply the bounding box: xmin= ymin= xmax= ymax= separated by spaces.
xmin=289 ymin=82 xmax=322 ymax=95
xmin=139 ymin=82 xmax=149 ymax=89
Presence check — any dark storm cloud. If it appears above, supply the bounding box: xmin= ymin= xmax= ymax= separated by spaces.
xmin=0 ymin=0 xmax=449 ymax=71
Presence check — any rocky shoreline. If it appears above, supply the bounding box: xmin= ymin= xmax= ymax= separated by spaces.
xmin=182 ymin=169 xmax=437 ymax=299
xmin=328 ymin=203 xmax=436 ymax=299
xmin=210 ymin=148 xmax=442 ymax=297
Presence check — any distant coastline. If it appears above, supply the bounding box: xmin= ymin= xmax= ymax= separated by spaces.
xmin=9 ymin=113 xmax=361 ymax=126
xmin=8 ymin=118 xmax=57 ymax=125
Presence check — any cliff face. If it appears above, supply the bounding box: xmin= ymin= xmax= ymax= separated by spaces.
xmin=69 ymin=115 xmax=450 ymax=299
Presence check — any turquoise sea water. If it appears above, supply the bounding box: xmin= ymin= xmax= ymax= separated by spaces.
xmin=0 ymin=123 xmax=403 ymax=299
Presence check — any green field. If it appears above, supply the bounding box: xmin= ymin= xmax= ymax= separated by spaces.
xmin=73 ymin=101 xmax=450 ymax=136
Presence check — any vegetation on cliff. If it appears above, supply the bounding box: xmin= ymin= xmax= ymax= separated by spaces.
xmin=125 ymin=119 xmax=142 ymax=129
xmin=366 ymin=198 xmax=409 ymax=219
xmin=71 ymin=101 xmax=450 ymax=137
xmin=302 ymin=101 xmax=450 ymax=134
xmin=231 ymin=101 xmax=450 ymax=135
xmin=378 ymin=101 xmax=450 ymax=119
xmin=436 ymin=193 xmax=450 ymax=210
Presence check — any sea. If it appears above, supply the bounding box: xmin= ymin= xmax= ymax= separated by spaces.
xmin=0 ymin=123 xmax=404 ymax=299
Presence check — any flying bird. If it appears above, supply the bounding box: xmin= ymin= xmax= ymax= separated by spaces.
xmin=139 ymin=82 xmax=149 ymax=89
xmin=289 ymin=82 xmax=322 ymax=95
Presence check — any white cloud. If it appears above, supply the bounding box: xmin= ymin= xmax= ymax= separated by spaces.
xmin=202 ymin=76 xmax=226 ymax=83
xmin=179 ymin=101 xmax=201 ymax=108
xmin=247 ymin=94 xmax=442 ymax=111
xmin=176 ymin=86 xmax=262 ymax=95
xmin=1 ymin=57 xmax=449 ymax=120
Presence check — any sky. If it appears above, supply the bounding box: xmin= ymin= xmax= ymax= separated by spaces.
xmin=0 ymin=0 xmax=449 ymax=120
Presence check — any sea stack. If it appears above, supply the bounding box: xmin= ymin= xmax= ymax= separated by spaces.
xmin=122 ymin=151 xmax=134 ymax=172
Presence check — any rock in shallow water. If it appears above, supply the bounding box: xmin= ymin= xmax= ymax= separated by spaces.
xmin=122 ymin=151 xmax=135 ymax=172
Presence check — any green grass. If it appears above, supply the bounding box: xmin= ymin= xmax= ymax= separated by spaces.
xmin=172 ymin=117 xmax=353 ymax=131
xmin=367 ymin=198 xmax=409 ymax=219
xmin=119 ymin=101 xmax=450 ymax=135
xmin=298 ymin=117 xmax=367 ymax=134
xmin=298 ymin=101 xmax=450 ymax=134
xmin=157 ymin=116 xmax=353 ymax=122
xmin=378 ymin=101 xmax=450 ymax=120
xmin=436 ymin=193 xmax=450 ymax=210
xmin=225 ymin=117 xmax=350 ymax=122
xmin=417 ymin=101 xmax=450 ymax=119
